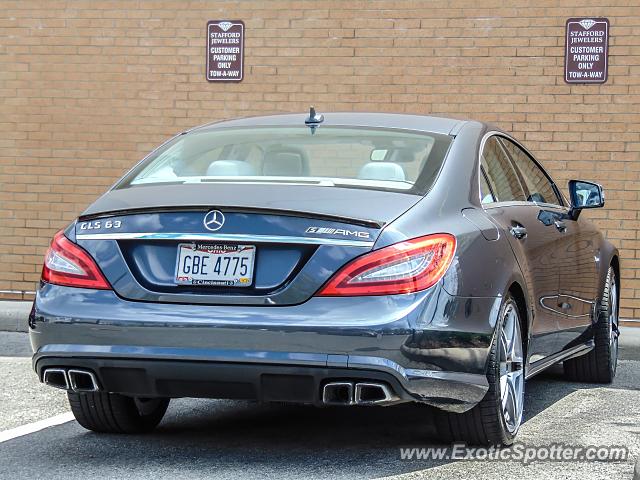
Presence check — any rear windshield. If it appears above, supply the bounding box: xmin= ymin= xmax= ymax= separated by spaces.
xmin=117 ymin=126 xmax=453 ymax=194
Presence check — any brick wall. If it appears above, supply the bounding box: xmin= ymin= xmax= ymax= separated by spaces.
xmin=0 ymin=1 xmax=639 ymax=317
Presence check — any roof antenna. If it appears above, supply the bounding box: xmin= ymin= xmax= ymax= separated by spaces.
xmin=305 ymin=106 xmax=324 ymax=134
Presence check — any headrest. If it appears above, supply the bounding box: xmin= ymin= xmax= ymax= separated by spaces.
xmin=357 ymin=162 xmax=406 ymax=182
xmin=206 ymin=160 xmax=255 ymax=176
xmin=263 ymin=150 xmax=309 ymax=176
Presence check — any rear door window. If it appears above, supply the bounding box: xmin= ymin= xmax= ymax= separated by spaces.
xmin=480 ymin=136 xmax=526 ymax=203
xmin=500 ymin=138 xmax=561 ymax=206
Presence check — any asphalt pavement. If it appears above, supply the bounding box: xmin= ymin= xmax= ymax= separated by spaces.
xmin=0 ymin=301 xmax=31 ymax=332
xmin=0 ymin=330 xmax=638 ymax=479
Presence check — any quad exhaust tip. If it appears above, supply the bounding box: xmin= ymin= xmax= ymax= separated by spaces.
xmin=67 ymin=369 xmax=100 ymax=392
xmin=354 ymin=382 xmax=396 ymax=405
xmin=42 ymin=368 xmax=99 ymax=392
xmin=322 ymin=382 xmax=354 ymax=405
xmin=322 ymin=381 xmax=398 ymax=406
xmin=42 ymin=368 xmax=69 ymax=390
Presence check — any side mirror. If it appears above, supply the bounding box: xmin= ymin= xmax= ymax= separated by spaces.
xmin=568 ymin=180 xmax=604 ymax=219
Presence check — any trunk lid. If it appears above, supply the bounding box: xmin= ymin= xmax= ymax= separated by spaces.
xmin=83 ymin=183 xmax=421 ymax=226
xmin=76 ymin=184 xmax=423 ymax=305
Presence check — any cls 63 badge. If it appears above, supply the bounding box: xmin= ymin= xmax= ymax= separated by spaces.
xmin=79 ymin=220 xmax=122 ymax=230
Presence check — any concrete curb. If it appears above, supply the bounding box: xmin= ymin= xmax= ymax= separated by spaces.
xmin=0 ymin=301 xmax=31 ymax=332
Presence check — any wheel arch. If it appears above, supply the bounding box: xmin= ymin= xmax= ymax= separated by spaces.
xmin=507 ymin=281 xmax=529 ymax=359
xmin=609 ymin=253 xmax=621 ymax=320
xmin=610 ymin=254 xmax=620 ymax=290
xmin=598 ymin=243 xmax=620 ymax=311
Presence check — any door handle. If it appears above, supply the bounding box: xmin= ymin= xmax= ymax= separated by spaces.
xmin=510 ymin=225 xmax=527 ymax=239
xmin=554 ymin=220 xmax=567 ymax=233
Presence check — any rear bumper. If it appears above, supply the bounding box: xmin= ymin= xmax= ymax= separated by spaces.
xmin=30 ymin=283 xmax=501 ymax=412
xmin=34 ymin=358 xmax=415 ymax=405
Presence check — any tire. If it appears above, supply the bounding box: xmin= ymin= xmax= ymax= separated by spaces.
xmin=435 ymin=293 xmax=525 ymax=446
xmin=564 ymin=266 xmax=619 ymax=383
xmin=68 ymin=392 xmax=169 ymax=434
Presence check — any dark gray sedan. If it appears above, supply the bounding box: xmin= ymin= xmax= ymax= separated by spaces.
xmin=30 ymin=111 xmax=619 ymax=445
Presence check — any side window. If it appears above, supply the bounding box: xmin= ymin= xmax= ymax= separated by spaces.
xmin=501 ymin=138 xmax=561 ymax=206
xmin=481 ymin=137 xmax=526 ymax=203
xmin=479 ymin=168 xmax=495 ymax=204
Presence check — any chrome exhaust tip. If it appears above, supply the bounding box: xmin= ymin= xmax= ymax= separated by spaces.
xmin=322 ymin=382 xmax=354 ymax=405
xmin=67 ymin=369 xmax=100 ymax=392
xmin=42 ymin=368 xmax=69 ymax=390
xmin=354 ymin=382 xmax=398 ymax=405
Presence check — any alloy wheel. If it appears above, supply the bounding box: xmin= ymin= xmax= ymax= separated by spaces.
xmin=609 ymin=273 xmax=619 ymax=374
xmin=499 ymin=302 xmax=525 ymax=434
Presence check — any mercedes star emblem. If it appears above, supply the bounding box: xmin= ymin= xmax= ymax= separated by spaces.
xmin=203 ymin=210 xmax=225 ymax=231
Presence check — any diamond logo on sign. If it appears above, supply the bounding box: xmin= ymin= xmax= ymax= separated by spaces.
xmin=564 ymin=17 xmax=609 ymax=84
xmin=206 ymin=20 xmax=245 ymax=82
xmin=578 ymin=19 xmax=596 ymax=30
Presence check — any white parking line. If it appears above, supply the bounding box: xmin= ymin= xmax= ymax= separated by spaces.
xmin=0 ymin=412 xmax=74 ymax=443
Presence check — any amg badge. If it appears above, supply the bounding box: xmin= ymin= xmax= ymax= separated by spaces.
xmin=305 ymin=226 xmax=371 ymax=239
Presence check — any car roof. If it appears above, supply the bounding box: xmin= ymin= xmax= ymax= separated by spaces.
xmin=192 ymin=112 xmax=472 ymax=136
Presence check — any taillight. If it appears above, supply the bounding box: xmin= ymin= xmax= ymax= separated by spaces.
xmin=316 ymin=233 xmax=456 ymax=296
xmin=41 ymin=231 xmax=111 ymax=290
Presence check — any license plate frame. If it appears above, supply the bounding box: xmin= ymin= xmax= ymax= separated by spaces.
xmin=174 ymin=243 xmax=256 ymax=287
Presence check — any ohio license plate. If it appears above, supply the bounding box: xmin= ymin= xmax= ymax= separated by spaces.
xmin=175 ymin=243 xmax=255 ymax=287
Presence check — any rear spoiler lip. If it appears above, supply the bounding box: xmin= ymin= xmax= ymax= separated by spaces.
xmin=77 ymin=206 xmax=385 ymax=230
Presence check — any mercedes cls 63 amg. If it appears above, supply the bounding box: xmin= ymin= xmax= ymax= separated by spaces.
xmin=30 ymin=111 xmax=619 ymax=445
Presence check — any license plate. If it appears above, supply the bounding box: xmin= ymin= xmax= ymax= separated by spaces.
xmin=175 ymin=243 xmax=255 ymax=287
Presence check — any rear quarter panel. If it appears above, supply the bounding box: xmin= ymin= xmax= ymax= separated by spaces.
xmin=378 ymin=204 xmax=524 ymax=300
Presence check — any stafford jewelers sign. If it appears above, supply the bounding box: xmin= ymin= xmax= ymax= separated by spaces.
xmin=206 ymin=20 xmax=244 ymax=82
xmin=565 ymin=18 xmax=609 ymax=84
